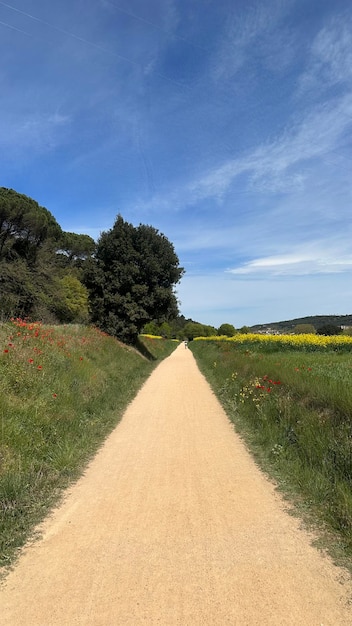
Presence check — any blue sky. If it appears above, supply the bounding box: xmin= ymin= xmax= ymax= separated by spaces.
xmin=1 ymin=0 xmax=351 ymax=327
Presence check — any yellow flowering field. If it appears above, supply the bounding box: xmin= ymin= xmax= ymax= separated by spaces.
xmin=194 ymin=333 xmax=352 ymax=351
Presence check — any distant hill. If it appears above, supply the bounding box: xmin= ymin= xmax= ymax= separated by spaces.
xmin=250 ymin=314 xmax=352 ymax=333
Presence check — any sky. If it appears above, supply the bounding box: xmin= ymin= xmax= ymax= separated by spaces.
xmin=1 ymin=0 xmax=352 ymax=328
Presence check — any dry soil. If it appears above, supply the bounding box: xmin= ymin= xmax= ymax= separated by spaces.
xmin=1 ymin=343 xmax=351 ymax=625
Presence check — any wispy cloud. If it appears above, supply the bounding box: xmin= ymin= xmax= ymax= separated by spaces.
xmin=0 ymin=111 xmax=70 ymax=155
xmin=200 ymin=94 xmax=351 ymax=195
xmin=228 ymin=246 xmax=352 ymax=276
xmin=211 ymin=0 xmax=294 ymax=81
xmin=135 ymin=89 xmax=352 ymax=215
xmin=297 ymin=14 xmax=352 ymax=96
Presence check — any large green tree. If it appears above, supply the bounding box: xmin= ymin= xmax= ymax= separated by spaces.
xmin=217 ymin=323 xmax=236 ymax=337
xmin=0 ymin=187 xmax=62 ymax=265
xmin=0 ymin=188 xmax=91 ymax=323
xmin=84 ymin=215 xmax=184 ymax=344
xmin=0 ymin=188 xmax=63 ymax=319
xmin=183 ymin=322 xmax=209 ymax=340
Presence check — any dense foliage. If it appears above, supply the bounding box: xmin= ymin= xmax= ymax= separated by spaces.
xmin=217 ymin=323 xmax=236 ymax=336
xmin=0 ymin=190 xmax=185 ymax=341
xmin=0 ymin=188 xmax=94 ymax=323
xmin=316 ymin=324 xmax=343 ymax=336
xmin=84 ymin=215 xmax=184 ymax=344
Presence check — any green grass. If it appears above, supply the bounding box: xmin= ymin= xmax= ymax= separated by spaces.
xmin=0 ymin=321 xmax=177 ymax=568
xmin=190 ymin=339 xmax=352 ymax=570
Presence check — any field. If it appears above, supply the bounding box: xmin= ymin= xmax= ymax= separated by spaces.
xmin=0 ymin=320 xmax=177 ymax=567
xmin=190 ymin=335 xmax=352 ymax=565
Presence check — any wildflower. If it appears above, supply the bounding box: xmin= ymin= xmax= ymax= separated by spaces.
xmin=52 ymin=393 xmax=57 ymax=398
xmin=3 ymin=349 xmax=9 ymax=353
xmin=79 ymin=357 xmax=83 ymax=361
xmin=28 ymin=358 xmax=34 ymax=364
xmin=37 ymin=365 xmax=42 ymax=370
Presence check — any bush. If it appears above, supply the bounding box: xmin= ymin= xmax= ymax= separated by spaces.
xmin=316 ymin=324 xmax=342 ymax=336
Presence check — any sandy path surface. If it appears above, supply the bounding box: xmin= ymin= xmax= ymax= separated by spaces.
xmin=1 ymin=344 xmax=351 ymax=625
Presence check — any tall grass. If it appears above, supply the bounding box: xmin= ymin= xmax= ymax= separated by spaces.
xmin=0 ymin=320 xmax=177 ymax=568
xmin=190 ymin=339 xmax=352 ymax=564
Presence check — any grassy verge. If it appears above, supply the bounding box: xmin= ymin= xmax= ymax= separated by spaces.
xmin=190 ymin=339 xmax=352 ymax=570
xmin=0 ymin=321 xmax=177 ymax=568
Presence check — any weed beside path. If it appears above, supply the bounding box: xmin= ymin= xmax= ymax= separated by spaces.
xmin=0 ymin=321 xmax=177 ymax=568
xmin=190 ymin=339 xmax=352 ymax=571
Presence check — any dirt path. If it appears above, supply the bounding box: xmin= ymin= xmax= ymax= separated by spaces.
xmin=1 ymin=344 xmax=351 ymax=625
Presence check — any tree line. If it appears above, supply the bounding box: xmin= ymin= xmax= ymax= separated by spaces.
xmin=143 ymin=320 xmax=250 ymax=340
xmin=0 ymin=188 xmax=185 ymax=344
xmin=8 ymin=187 xmax=343 ymax=344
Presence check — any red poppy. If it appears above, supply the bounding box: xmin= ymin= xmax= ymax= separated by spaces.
xmin=3 ymin=349 xmax=9 ymax=353
xmin=37 ymin=365 xmax=42 ymax=370
xmin=28 ymin=358 xmax=34 ymax=364
xmin=52 ymin=393 xmax=57 ymax=398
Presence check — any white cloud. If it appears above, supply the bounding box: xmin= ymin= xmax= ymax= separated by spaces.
xmin=229 ymin=250 xmax=352 ymax=276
